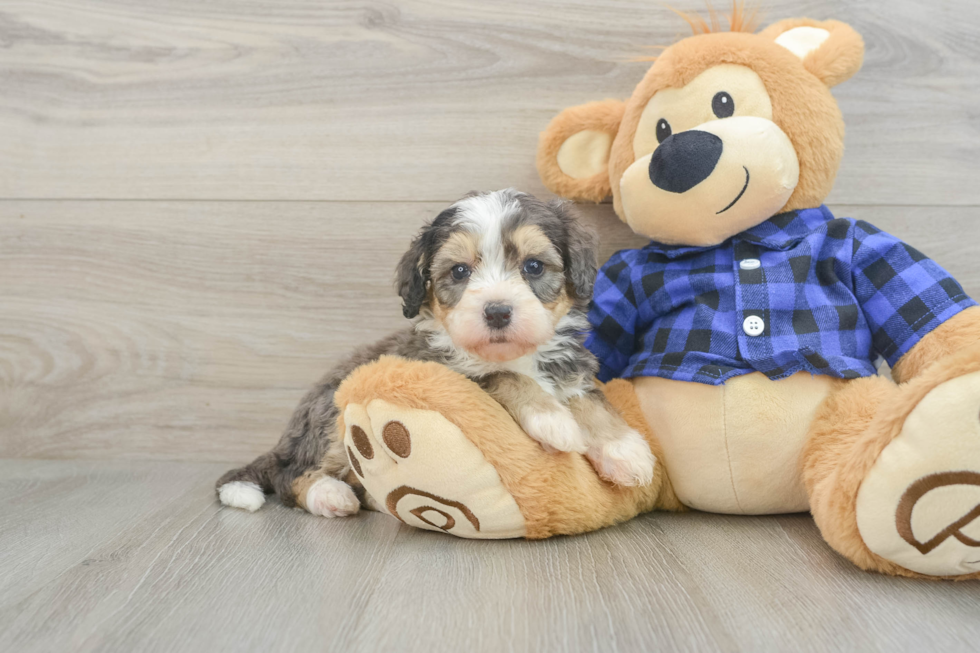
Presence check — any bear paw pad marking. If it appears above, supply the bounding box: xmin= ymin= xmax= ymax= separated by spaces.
xmin=382 ymin=421 xmax=411 ymax=458
xmin=387 ymin=485 xmax=480 ymax=533
xmin=410 ymin=507 xmax=455 ymax=531
xmin=895 ymin=471 xmax=980 ymax=556
xmin=351 ymin=425 xmax=373 ymax=459
xmin=342 ymin=399 xmax=526 ymax=539
xmin=347 ymin=446 xmax=363 ymax=478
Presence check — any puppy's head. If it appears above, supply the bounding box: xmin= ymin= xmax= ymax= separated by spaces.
xmin=396 ymin=189 xmax=597 ymax=363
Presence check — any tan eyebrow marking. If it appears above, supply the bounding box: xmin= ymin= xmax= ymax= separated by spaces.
xmin=508 ymin=224 xmax=561 ymax=267
xmin=431 ymin=231 xmax=478 ymax=276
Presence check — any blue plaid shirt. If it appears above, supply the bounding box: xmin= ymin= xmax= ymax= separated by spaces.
xmin=586 ymin=206 xmax=975 ymax=385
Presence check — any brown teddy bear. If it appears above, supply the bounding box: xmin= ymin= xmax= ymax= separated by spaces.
xmin=333 ymin=10 xmax=980 ymax=580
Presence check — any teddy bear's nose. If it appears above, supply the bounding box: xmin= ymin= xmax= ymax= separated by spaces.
xmin=648 ymin=130 xmax=723 ymax=194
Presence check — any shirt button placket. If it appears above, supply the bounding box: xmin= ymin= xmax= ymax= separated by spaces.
xmin=734 ymin=240 xmax=769 ymax=362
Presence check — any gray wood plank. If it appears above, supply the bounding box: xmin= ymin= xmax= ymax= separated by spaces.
xmin=0 ymin=1 xmax=978 ymax=204
xmin=2 ymin=200 xmax=978 ymax=462
xmin=0 ymin=198 xmax=643 ymax=461
xmin=0 ymin=459 xmax=224 ymax=608
xmin=1 ymin=459 xmax=979 ymax=653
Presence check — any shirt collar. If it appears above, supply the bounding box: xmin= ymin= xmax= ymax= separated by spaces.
xmin=642 ymin=205 xmax=835 ymax=259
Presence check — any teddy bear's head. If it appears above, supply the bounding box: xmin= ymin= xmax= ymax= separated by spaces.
xmin=537 ymin=11 xmax=864 ymax=247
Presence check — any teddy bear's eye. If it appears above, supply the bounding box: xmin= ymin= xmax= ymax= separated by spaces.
xmin=712 ymin=91 xmax=735 ymax=118
xmin=656 ymin=118 xmax=672 ymax=144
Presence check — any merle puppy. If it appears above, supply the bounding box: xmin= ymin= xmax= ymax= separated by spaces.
xmin=217 ymin=189 xmax=655 ymax=517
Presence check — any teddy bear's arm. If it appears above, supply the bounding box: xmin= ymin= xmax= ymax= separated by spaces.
xmin=891 ymin=307 xmax=980 ymax=382
xmin=584 ymin=250 xmax=647 ymax=381
xmin=849 ymin=220 xmax=978 ymax=378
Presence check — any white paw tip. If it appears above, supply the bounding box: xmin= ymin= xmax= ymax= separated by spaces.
xmin=219 ymin=481 xmax=266 ymax=512
xmin=306 ymin=477 xmax=360 ymax=518
xmin=589 ymin=431 xmax=657 ymax=487
xmin=524 ymin=410 xmax=588 ymax=454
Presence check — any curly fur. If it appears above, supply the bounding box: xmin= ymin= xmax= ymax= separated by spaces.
xmin=216 ymin=190 xmax=622 ymax=514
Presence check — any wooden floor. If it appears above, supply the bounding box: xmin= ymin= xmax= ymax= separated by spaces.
xmin=2 ymin=1 xmax=980 ymax=651
xmin=2 ymin=459 xmax=979 ymax=653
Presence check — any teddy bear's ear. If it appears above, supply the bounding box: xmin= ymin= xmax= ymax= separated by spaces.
xmin=759 ymin=18 xmax=864 ymax=88
xmin=536 ymin=99 xmax=625 ymax=203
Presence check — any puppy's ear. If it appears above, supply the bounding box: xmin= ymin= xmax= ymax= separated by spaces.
xmin=395 ymin=233 xmax=428 ymax=319
xmin=551 ymin=200 xmax=599 ymax=301
xmin=395 ymin=208 xmax=456 ymax=318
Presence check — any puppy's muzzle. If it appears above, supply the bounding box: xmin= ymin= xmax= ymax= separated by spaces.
xmin=649 ymin=130 xmax=723 ymax=193
xmin=483 ymin=302 xmax=512 ymax=330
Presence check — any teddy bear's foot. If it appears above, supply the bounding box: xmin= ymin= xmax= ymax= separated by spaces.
xmin=342 ymin=398 xmax=527 ymax=539
xmin=856 ymin=371 xmax=980 ymax=577
xmin=334 ymin=356 xmax=675 ymax=539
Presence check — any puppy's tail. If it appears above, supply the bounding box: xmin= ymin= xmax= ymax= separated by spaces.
xmin=215 ymin=452 xmax=277 ymax=513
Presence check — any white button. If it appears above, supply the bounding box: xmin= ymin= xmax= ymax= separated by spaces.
xmin=743 ymin=315 xmax=765 ymax=336
xmin=739 ymin=258 xmax=761 ymax=270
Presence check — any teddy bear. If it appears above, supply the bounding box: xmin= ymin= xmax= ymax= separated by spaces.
xmin=331 ymin=10 xmax=980 ymax=580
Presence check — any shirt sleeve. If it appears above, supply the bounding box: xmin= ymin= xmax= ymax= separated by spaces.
xmin=851 ymin=220 xmax=976 ymax=367
xmin=585 ymin=250 xmax=642 ymax=382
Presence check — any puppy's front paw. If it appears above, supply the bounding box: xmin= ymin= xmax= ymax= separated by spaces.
xmin=587 ymin=429 xmax=656 ymax=487
xmin=306 ymin=477 xmax=360 ymax=518
xmin=522 ymin=409 xmax=588 ymax=454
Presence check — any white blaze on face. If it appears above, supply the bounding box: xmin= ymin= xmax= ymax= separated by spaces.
xmin=446 ymin=192 xmax=558 ymax=363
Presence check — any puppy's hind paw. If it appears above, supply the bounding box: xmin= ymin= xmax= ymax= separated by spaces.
xmin=218 ymin=481 xmax=266 ymax=512
xmin=306 ymin=477 xmax=360 ymax=518
xmin=522 ymin=409 xmax=588 ymax=454
xmin=587 ymin=429 xmax=656 ymax=487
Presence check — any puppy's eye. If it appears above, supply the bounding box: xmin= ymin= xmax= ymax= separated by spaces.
xmin=712 ymin=91 xmax=734 ymax=118
xmin=522 ymin=259 xmax=544 ymax=276
xmin=450 ymin=264 xmax=470 ymax=281
xmin=656 ymin=118 xmax=672 ymax=144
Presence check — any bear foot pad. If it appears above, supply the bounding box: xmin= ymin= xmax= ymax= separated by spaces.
xmin=343 ymin=399 xmax=527 ymax=539
xmin=857 ymin=371 xmax=980 ymax=576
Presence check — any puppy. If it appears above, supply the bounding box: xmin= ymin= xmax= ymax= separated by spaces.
xmin=216 ymin=189 xmax=656 ymax=517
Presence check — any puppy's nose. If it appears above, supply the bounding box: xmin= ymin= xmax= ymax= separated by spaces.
xmin=483 ymin=302 xmax=512 ymax=330
xmin=648 ymin=130 xmax=723 ymax=193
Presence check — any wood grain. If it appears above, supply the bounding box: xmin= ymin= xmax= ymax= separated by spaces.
xmin=1 ymin=459 xmax=979 ymax=653
xmin=0 ymin=198 xmax=645 ymax=461
xmin=0 ymin=0 xmax=978 ymax=204
xmin=2 ymin=201 xmax=978 ymax=462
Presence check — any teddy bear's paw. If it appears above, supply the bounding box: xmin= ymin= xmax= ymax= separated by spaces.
xmin=305 ymin=477 xmax=360 ymax=518
xmin=521 ymin=408 xmax=589 ymax=454
xmin=342 ymin=399 xmax=527 ymax=539
xmin=586 ymin=428 xmax=657 ymax=487
xmin=856 ymin=371 xmax=980 ymax=577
